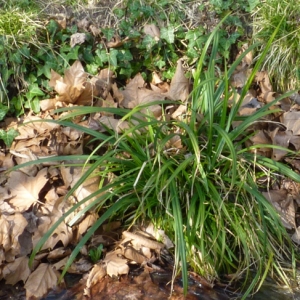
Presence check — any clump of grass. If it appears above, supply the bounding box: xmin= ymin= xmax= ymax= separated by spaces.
xmin=252 ymin=0 xmax=300 ymax=91
xmin=21 ymin=19 xmax=300 ymax=299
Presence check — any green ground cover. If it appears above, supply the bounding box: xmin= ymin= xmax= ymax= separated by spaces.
xmin=1 ymin=0 xmax=300 ymax=298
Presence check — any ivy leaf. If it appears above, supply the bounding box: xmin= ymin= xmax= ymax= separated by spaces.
xmin=95 ymin=49 xmax=108 ymax=66
xmin=86 ymin=63 xmax=99 ymax=75
xmin=47 ymin=19 xmax=60 ymax=37
xmin=248 ymin=0 xmax=260 ymax=11
xmin=141 ymin=35 xmax=157 ymax=50
xmin=0 ymin=128 xmax=19 ymax=147
xmin=154 ymin=60 xmax=166 ymax=69
xmin=109 ymin=49 xmax=118 ymax=67
xmin=37 ymin=63 xmax=52 ymax=79
xmin=11 ymin=51 xmax=22 ymax=64
xmin=25 ymin=98 xmax=40 ymax=114
xmin=65 ymin=46 xmax=80 ymax=63
xmin=102 ymin=28 xmax=115 ymax=41
xmin=26 ymin=84 xmax=45 ymax=101
xmin=113 ymin=8 xmax=125 ymax=18
xmin=119 ymin=67 xmax=133 ymax=78
xmin=160 ymin=26 xmax=175 ymax=44
xmin=0 ymin=104 xmax=9 ymax=121
xmin=117 ymin=50 xmax=133 ymax=62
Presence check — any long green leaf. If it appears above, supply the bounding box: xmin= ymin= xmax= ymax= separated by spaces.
xmin=170 ymin=180 xmax=188 ymax=294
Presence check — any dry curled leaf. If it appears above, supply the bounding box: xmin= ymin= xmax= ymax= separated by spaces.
xmin=84 ymin=262 xmax=107 ymax=297
xmin=122 ymin=231 xmax=164 ymax=251
xmin=124 ymin=246 xmax=147 ymax=264
xmin=104 ymin=249 xmax=129 ymax=277
xmin=70 ymin=33 xmax=86 ymax=48
xmin=167 ymin=59 xmax=189 ymax=102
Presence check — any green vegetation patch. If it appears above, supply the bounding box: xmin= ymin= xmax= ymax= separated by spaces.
xmin=253 ymin=0 xmax=300 ymax=90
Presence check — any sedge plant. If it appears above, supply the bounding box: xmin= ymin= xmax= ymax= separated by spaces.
xmin=12 ymin=17 xmax=300 ymax=298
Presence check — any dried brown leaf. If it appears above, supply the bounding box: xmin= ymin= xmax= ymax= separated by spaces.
xmin=269 ymin=127 xmax=291 ymax=161
xmin=282 ymin=111 xmax=300 ymax=135
xmin=0 ymin=215 xmax=12 ymax=252
xmin=231 ymin=68 xmax=248 ymax=88
xmin=3 ymin=256 xmax=31 ymax=285
xmin=102 ymin=221 xmax=121 ymax=232
xmin=70 ymin=32 xmax=86 ymax=48
xmin=15 ymin=116 xmax=59 ymax=139
xmin=122 ymin=231 xmax=164 ymax=251
xmin=64 ymin=60 xmax=86 ymax=88
xmin=5 ymin=213 xmax=28 ymax=259
xmin=104 ymin=249 xmax=129 ymax=277
xmin=61 ymin=126 xmax=82 ymax=141
xmin=60 ymin=166 xmax=100 ymax=204
xmin=52 ymin=256 xmax=69 ymax=271
xmin=171 ymin=104 xmax=187 ymax=119
xmin=24 ymin=263 xmax=60 ymax=299
xmin=124 ymin=246 xmax=147 ymax=264
xmin=144 ymin=24 xmax=160 ymax=40
xmin=49 ymin=70 xmax=63 ymax=88
xmin=248 ymin=130 xmax=272 ymax=157
xmin=120 ymin=73 xmax=144 ymax=108
xmin=262 ymin=190 xmax=296 ymax=229
xmin=97 ymin=68 xmax=115 ymax=81
xmin=76 ymin=213 xmax=98 ymax=241
xmin=256 ymin=71 xmax=273 ymax=96
xmin=50 ymin=60 xmax=94 ymax=105
xmin=98 ymin=116 xmax=130 ymax=133
xmin=167 ymin=59 xmax=189 ymax=102
xmin=112 ymin=82 xmax=124 ymax=104
xmin=289 ymin=135 xmax=300 ymax=151
xmin=145 ymin=224 xmax=174 ymax=249
xmin=84 ymin=262 xmax=107 ymax=297
xmin=0 ymin=200 xmax=15 ymax=214
xmin=32 ymin=208 xmax=73 ymax=250
xmin=55 ymin=81 xmax=83 ymax=104
xmin=47 ymin=247 xmax=71 ymax=261
xmin=106 ymin=36 xmax=125 ymax=48
xmin=151 ymin=72 xmax=163 ymax=85
xmin=292 ymin=227 xmax=300 ymax=245
xmin=68 ymin=257 xmax=93 ymax=274
xmin=40 ymin=98 xmax=64 ymax=111
xmin=76 ymin=81 xmax=96 ymax=105
xmin=7 ymin=168 xmax=48 ymax=212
